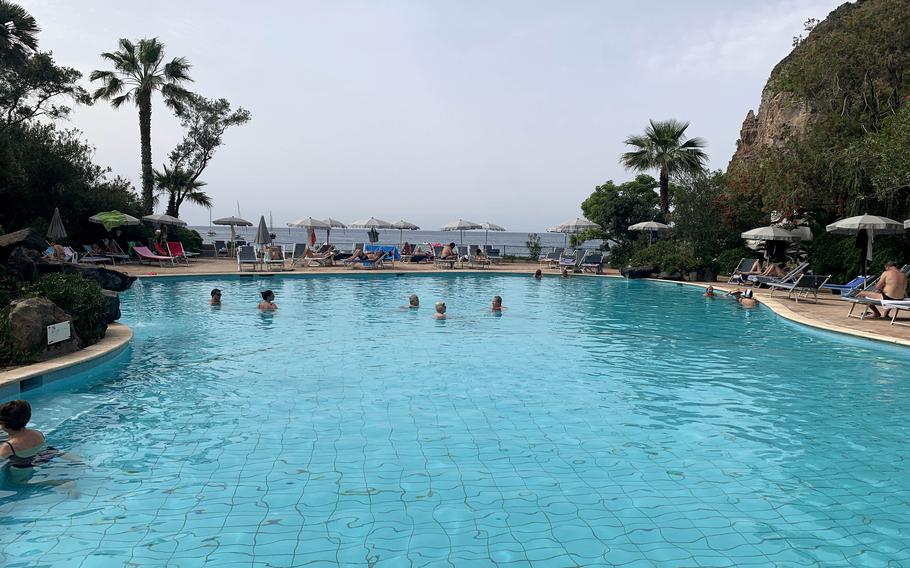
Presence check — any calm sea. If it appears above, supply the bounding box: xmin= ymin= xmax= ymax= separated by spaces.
xmin=191 ymin=226 xmax=600 ymax=256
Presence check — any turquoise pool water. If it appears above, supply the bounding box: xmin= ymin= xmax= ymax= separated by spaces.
xmin=2 ymin=274 xmax=910 ymax=567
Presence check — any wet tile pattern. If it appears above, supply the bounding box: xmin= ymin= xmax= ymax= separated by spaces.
xmin=2 ymin=275 xmax=910 ymax=567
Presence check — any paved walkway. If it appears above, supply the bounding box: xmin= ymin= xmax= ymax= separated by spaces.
xmin=110 ymin=257 xmax=910 ymax=347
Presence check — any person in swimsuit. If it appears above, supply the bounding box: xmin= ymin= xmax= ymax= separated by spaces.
xmin=210 ymin=288 xmax=222 ymax=305
xmin=258 ymin=290 xmax=277 ymax=311
xmin=434 ymin=301 xmax=447 ymax=320
xmin=0 ymin=400 xmax=59 ymax=469
xmin=491 ymin=295 xmax=504 ymax=312
xmin=704 ymin=285 xmax=715 ymax=297
xmin=738 ymin=288 xmax=757 ymax=308
xmin=859 ymin=261 xmax=908 ymax=318
xmin=408 ymin=294 xmax=420 ymax=309
xmin=534 ymin=269 xmax=542 ymax=279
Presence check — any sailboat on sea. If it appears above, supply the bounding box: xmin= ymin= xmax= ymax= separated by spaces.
xmin=206 ymin=208 xmax=216 ymax=236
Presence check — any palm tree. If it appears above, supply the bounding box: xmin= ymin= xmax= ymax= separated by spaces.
xmin=154 ymin=165 xmax=211 ymax=218
xmin=621 ymin=119 xmax=708 ymax=215
xmin=0 ymin=0 xmax=39 ymax=68
xmin=90 ymin=38 xmax=192 ymax=214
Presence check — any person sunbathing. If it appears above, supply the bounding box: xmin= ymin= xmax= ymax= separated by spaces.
xmin=760 ymin=262 xmax=786 ymax=278
xmin=859 ymin=261 xmax=908 ymax=318
xmin=409 ymin=246 xmax=431 ymax=263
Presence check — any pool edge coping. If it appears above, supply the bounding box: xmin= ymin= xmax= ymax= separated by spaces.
xmin=0 ymin=323 xmax=133 ymax=395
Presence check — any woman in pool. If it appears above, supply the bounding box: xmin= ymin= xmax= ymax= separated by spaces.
xmin=534 ymin=269 xmax=542 ymax=279
xmin=258 ymin=290 xmax=277 ymax=310
xmin=704 ymin=285 xmax=715 ymax=297
xmin=491 ymin=295 xmax=504 ymax=312
xmin=434 ymin=301 xmax=447 ymax=320
xmin=408 ymin=294 xmax=420 ymax=309
xmin=0 ymin=400 xmax=59 ymax=470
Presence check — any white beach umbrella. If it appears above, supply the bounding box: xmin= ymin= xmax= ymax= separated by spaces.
xmin=826 ymin=213 xmax=905 ymax=276
xmin=319 ymin=218 xmax=347 ymax=242
xmin=629 ymin=221 xmax=671 ymax=245
xmin=213 ymin=215 xmax=253 ymax=241
xmin=287 ymin=217 xmax=331 ymax=229
xmin=740 ymin=225 xmax=802 ymax=242
xmin=47 ymin=207 xmax=67 ymax=241
xmin=629 ymin=221 xmax=671 ymax=232
xmin=479 ymin=222 xmax=506 ymax=245
xmin=391 ymin=220 xmax=420 ymax=244
xmin=905 ymin=219 xmax=910 ymax=230
xmin=142 ymin=213 xmax=187 ymax=227
xmin=350 ymin=217 xmax=394 ymax=229
xmin=547 ymin=217 xmax=598 ymax=246
xmin=441 ymin=219 xmax=482 ymax=244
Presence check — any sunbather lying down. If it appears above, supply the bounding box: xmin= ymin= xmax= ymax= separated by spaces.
xmin=347 ymin=249 xmax=383 ymax=262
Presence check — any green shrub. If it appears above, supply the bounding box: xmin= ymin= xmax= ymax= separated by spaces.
xmin=809 ymin=232 xmax=910 ymax=283
xmin=716 ymin=246 xmax=756 ymax=275
xmin=30 ymin=273 xmax=107 ymax=345
xmin=170 ymin=226 xmax=203 ymax=252
xmin=630 ymin=240 xmax=706 ymax=273
xmin=525 ymin=233 xmax=542 ymax=260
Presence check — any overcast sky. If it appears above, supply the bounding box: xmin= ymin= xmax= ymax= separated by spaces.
xmin=24 ymin=0 xmax=845 ymax=231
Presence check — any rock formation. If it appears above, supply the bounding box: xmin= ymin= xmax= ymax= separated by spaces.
xmin=9 ymin=298 xmax=80 ymax=360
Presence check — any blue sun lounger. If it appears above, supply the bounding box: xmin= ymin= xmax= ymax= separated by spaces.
xmin=822 ymin=276 xmax=867 ymax=295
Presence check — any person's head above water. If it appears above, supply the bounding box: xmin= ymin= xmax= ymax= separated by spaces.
xmin=704 ymin=285 xmax=714 ymax=296
xmin=409 ymin=294 xmax=419 ymax=308
xmin=492 ymin=295 xmax=502 ymax=310
xmin=435 ymin=301 xmax=446 ymax=314
xmin=261 ymin=290 xmax=275 ymax=302
xmin=0 ymin=400 xmax=31 ymax=431
xmin=210 ymin=288 xmax=222 ymax=303
xmin=534 ymin=269 xmax=542 ymax=279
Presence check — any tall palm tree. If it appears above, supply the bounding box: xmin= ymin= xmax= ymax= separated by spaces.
xmin=621 ymin=119 xmax=708 ymax=215
xmin=90 ymin=38 xmax=192 ymax=214
xmin=154 ymin=165 xmax=211 ymax=218
xmin=0 ymin=0 xmax=39 ymax=68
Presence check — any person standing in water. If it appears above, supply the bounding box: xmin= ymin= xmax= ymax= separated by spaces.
xmin=210 ymin=288 xmax=222 ymax=305
xmin=434 ymin=301 xmax=447 ymax=320
xmin=0 ymin=400 xmax=59 ymax=469
xmin=258 ymin=290 xmax=277 ymax=311
xmin=491 ymin=295 xmax=504 ymax=312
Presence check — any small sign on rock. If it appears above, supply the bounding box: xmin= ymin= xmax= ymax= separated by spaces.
xmin=47 ymin=321 xmax=72 ymax=345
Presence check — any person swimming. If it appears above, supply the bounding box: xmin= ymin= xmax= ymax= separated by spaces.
xmin=434 ymin=301 xmax=447 ymax=319
xmin=210 ymin=288 xmax=222 ymax=305
xmin=704 ymin=285 xmax=715 ymax=297
xmin=739 ymin=288 xmax=757 ymax=307
xmin=0 ymin=400 xmax=60 ymax=469
xmin=408 ymin=294 xmax=420 ymax=309
xmin=491 ymin=295 xmax=503 ymax=312
xmin=534 ymin=269 xmax=542 ymax=279
xmin=258 ymin=290 xmax=277 ymax=310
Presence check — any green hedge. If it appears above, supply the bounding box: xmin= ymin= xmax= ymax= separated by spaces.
xmin=716 ymin=246 xmax=756 ymax=275
xmin=630 ymin=240 xmax=707 ymax=274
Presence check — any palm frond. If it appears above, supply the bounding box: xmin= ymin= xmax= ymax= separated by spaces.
xmin=110 ymin=93 xmax=132 ymax=108
xmin=163 ymin=57 xmax=193 ymax=82
xmin=138 ymin=37 xmax=163 ymax=66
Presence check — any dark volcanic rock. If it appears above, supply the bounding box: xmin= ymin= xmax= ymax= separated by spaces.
xmin=0 ymin=228 xmax=47 ymax=264
xmin=657 ymin=271 xmax=683 ymax=280
xmin=6 ymin=246 xmax=41 ymax=282
xmin=8 ymin=297 xmax=80 ymax=361
xmin=101 ymin=289 xmax=121 ymax=323
xmin=37 ymin=263 xmax=136 ymax=292
xmin=621 ymin=266 xmax=656 ymax=279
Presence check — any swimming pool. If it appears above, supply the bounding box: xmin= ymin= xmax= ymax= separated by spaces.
xmin=3 ymin=273 xmax=910 ymax=567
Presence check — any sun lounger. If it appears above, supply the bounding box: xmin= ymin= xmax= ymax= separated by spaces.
xmin=728 ymin=258 xmax=759 ymax=283
xmin=580 ymin=251 xmax=603 ymax=274
xmin=168 ymin=241 xmax=199 ymax=262
xmin=539 ymin=248 xmax=563 ymax=269
xmin=133 ymin=245 xmax=175 ymax=266
xmin=467 ymin=246 xmax=490 ymax=269
xmin=237 ymin=245 xmax=259 ymax=271
xmin=79 ymin=245 xmax=112 ymax=265
xmin=165 ymin=241 xmax=190 ymax=265
xmin=768 ymin=274 xmax=831 ymax=303
xmin=880 ymin=299 xmax=910 ymax=326
xmin=749 ymin=261 xmax=809 ymax=287
xmin=843 ymin=265 xmax=910 ymax=319
xmin=822 ymin=275 xmax=867 ymax=295
xmin=558 ymin=249 xmax=578 ymax=272
xmin=261 ymin=245 xmax=285 ymax=271
xmin=344 ymin=250 xmax=388 ymax=269
xmin=433 ymin=246 xmax=457 ymax=269
xmin=483 ymin=245 xmax=503 ymax=264
xmin=213 ymin=240 xmax=228 ymax=257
